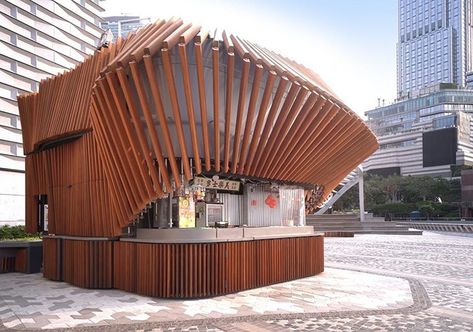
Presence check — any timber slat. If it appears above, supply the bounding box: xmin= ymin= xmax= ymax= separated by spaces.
xmin=19 ymin=17 xmax=378 ymax=236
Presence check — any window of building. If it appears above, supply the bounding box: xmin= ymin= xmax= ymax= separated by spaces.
xmin=433 ymin=115 xmax=456 ymax=129
xmin=10 ymin=34 xmax=17 ymax=46
xmin=9 ymin=87 xmax=17 ymax=99
xmin=380 ymin=139 xmax=416 ymax=150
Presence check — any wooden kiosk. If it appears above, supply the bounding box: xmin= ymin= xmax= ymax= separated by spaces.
xmin=19 ymin=18 xmax=378 ymax=298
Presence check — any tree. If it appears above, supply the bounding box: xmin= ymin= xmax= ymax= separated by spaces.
xmin=332 ymin=183 xmax=358 ymax=211
xmin=418 ymin=202 xmax=435 ymax=220
xmin=364 ymin=175 xmax=389 ymax=207
xmin=331 ymin=174 xmax=460 ymax=218
xmin=382 ymin=176 xmax=403 ymax=202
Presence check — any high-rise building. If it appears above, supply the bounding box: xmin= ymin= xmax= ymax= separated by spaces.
xmin=397 ymin=0 xmax=473 ymax=99
xmin=365 ymin=0 xmax=473 ymax=177
xmin=0 ymin=0 xmax=104 ymax=225
xmin=365 ymin=86 xmax=473 ymax=177
xmin=101 ymin=15 xmax=150 ymax=40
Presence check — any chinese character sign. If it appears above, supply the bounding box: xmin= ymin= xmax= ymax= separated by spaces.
xmin=193 ymin=177 xmax=241 ymax=192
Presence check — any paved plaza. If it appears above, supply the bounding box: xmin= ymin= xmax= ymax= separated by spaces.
xmin=1 ymin=231 xmax=472 ymax=331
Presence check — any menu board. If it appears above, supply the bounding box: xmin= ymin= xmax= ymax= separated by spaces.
xmin=193 ymin=176 xmax=241 ymax=192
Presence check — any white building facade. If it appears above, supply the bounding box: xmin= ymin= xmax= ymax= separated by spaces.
xmin=0 ymin=0 xmax=103 ymax=224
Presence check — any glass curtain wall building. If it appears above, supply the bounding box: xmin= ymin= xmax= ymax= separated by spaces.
xmin=397 ymin=0 xmax=473 ymax=98
xmin=0 ymin=0 xmax=104 ymax=224
xmin=365 ymin=0 xmax=473 ymax=177
xmin=100 ymin=16 xmax=150 ymax=40
xmin=365 ymin=86 xmax=473 ymax=176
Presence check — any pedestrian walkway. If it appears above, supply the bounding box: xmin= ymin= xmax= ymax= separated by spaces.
xmin=1 ymin=231 xmax=472 ymax=331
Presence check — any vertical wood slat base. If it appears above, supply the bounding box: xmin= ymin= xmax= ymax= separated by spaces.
xmin=14 ymin=249 xmax=27 ymax=273
xmin=43 ymin=235 xmax=324 ymax=298
xmin=42 ymin=238 xmax=62 ymax=281
xmin=43 ymin=237 xmax=113 ymax=288
xmin=0 ymin=257 xmax=15 ymax=273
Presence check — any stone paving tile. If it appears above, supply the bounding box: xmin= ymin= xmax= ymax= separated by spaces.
xmin=326 ymin=254 xmax=473 ymax=282
xmin=269 ymin=312 xmax=473 ymax=331
xmin=423 ymin=281 xmax=473 ymax=313
xmin=0 ymin=267 xmax=412 ymax=330
xmin=1 ymin=231 xmax=473 ymax=331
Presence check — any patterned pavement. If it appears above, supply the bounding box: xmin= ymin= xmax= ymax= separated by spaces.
xmin=0 ymin=231 xmax=472 ymax=331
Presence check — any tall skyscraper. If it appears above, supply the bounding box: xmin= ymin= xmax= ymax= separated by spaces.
xmin=397 ymin=0 xmax=473 ymax=98
xmin=101 ymin=15 xmax=150 ymax=40
xmin=365 ymin=0 xmax=473 ymax=177
xmin=0 ymin=0 xmax=104 ymax=224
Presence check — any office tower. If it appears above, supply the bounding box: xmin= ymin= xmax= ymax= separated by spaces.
xmin=0 ymin=0 xmax=104 ymax=224
xmin=365 ymin=0 xmax=473 ymax=177
xmin=397 ymin=0 xmax=473 ymax=98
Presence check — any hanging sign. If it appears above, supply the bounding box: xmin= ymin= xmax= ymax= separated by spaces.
xmin=193 ymin=176 xmax=241 ymax=192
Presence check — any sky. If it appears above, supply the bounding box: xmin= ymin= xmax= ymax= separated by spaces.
xmin=102 ymin=0 xmax=398 ymax=118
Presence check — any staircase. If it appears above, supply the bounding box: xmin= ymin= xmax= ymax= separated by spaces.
xmin=310 ymin=166 xmax=421 ymax=235
xmin=397 ymin=221 xmax=473 ymax=233
xmin=315 ymin=169 xmax=360 ymax=215
xmin=306 ymin=213 xmax=423 ymax=235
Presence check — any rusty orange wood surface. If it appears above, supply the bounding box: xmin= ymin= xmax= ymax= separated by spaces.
xmin=24 ymin=134 xmax=118 ymax=236
xmin=14 ymin=249 xmax=27 ymax=273
xmin=18 ymin=18 xmax=378 ymax=236
xmin=42 ymin=237 xmax=61 ymax=281
xmin=62 ymin=239 xmax=113 ymax=289
xmin=113 ymin=236 xmax=323 ymax=298
xmin=43 ymin=237 xmax=113 ymax=288
xmin=118 ymin=237 xmax=324 ymax=298
xmin=41 ymin=236 xmax=323 ymax=298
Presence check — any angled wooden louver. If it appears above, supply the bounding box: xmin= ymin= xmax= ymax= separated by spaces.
xmin=19 ymin=18 xmax=378 ymax=237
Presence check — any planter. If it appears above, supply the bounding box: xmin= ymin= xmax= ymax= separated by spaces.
xmin=0 ymin=240 xmax=43 ymax=273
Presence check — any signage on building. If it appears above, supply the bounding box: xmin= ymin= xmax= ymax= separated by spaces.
xmin=193 ymin=177 xmax=241 ymax=192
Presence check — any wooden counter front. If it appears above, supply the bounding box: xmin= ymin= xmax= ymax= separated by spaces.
xmin=42 ymin=232 xmax=324 ymax=298
xmin=114 ymin=234 xmax=324 ymax=298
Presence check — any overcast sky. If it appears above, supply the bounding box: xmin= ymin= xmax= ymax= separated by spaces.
xmin=102 ymin=0 xmax=398 ymax=117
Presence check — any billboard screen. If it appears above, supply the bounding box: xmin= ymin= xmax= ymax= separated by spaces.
xmin=423 ymin=128 xmax=457 ymax=167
